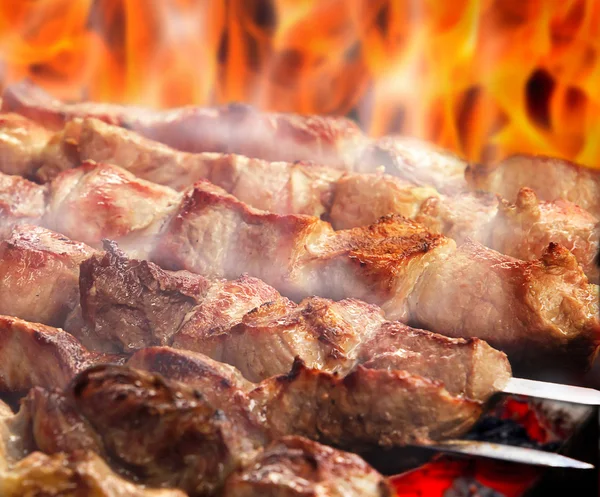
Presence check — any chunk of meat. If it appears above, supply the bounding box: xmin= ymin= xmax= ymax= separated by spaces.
xmin=0 ymin=451 xmax=187 ymax=497
xmin=0 ymin=113 xmax=52 ymax=177
xmin=44 ymin=161 xmax=181 ymax=255
xmin=489 ymin=188 xmax=599 ymax=283
xmin=329 ymin=172 xmax=439 ymax=230
xmin=0 ymin=174 xmax=46 ymax=239
xmin=409 ymin=240 xmax=600 ymax=374
xmin=466 ymin=154 xmax=600 ymax=218
xmin=69 ymin=365 xmax=259 ymax=496
xmin=0 ymin=315 xmax=118 ymax=392
xmin=251 ymin=360 xmax=483 ymax=447
xmin=358 ymin=135 xmax=469 ymax=193
xmin=0 ymin=225 xmax=95 ymax=326
xmin=223 ymin=436 xmax=392 ymax=497
xmin=79 ymin=241 xmax=281 ymax=353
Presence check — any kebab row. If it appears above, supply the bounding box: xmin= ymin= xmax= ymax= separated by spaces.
xmin=3 ymin=80 xmax=600 ymax=218
xmin=0 ymin=111 xmax=597 ymax=285
xmin=0 ymin=160 xmax=597 ymax=372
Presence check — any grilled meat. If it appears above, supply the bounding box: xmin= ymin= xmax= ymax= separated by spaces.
xmin=0 ymin=163 xmax=596 ymax=370
xmin=0 ymin=315 xmax=119 ymax=392
xmin=44 ymin=161 xmax=181 ymax=252
xmin=78 ymin=241 xmax=282 ymax=353
xmin=0 ymin=451 xmax=187 ymax=497
xmin=0 ymin=225 xmax=96 ymax=326
xmin=24 ymin=117 xmax=598 ymax=282
xmin=21 ymin=364 xmax=393 ymax=495
xmin=357 ymin=135 xmax=469 ymax=193
xmin=0 ymin=173 xmax=46 ymax=239
xmin=0 ymin=113 xmax=52 ymax=177
xmin=2 ymin=81 xmax=365 ymax=168
xmin=466 ymin=154 xmax=600 ymax=218
xmin=222 ymin=436 xmax=392 ymax=497
xmin=79 ymin=243 xmax=511 ymax=400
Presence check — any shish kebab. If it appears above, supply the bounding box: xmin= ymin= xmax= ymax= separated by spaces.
xmin=0 ymin=112 xmax=596 ymax=284
xmin=0 ymin=224 xmax=599 ymax=411
xmin=0 ymin=160 xmax=597 ymax=375
xmin=4 ymin=80 xmax=600 ymax=219
xmin=0 ymin=240 xmax=591 ymax=469
xmin=0 ymin=364 xmax=396 ymax=497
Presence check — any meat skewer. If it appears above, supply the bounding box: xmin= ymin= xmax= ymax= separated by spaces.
xmin=2 ymin=113 xmax=596 ymax=283
xmin=0 ymin=161 xmax=597 ymax=372
xmin=0 ymin=365 xmax=393 ymax=497
xmin=0 ymin=226 xmax=597 ymax=408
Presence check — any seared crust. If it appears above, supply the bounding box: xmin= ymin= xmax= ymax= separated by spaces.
xmin=223 ymin=436 xmax=393 ymax=497
xmin=466 ymin=154 xmax=600 ymax=218
xmin=410 ymin=241 xmax=600 ymax=372
xmin=0 ymin=315 xmax=118 ymax=392
xmin=252 ymin=360 xmax=482 ymax=447
xmin=0 ymin=225 xmax=96 ymax=326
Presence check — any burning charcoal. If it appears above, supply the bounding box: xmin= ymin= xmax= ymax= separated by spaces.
xmin=444 ymin=477 xmax=506 ymax=497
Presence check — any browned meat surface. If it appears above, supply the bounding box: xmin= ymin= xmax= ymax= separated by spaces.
xmin=330 ymin=172 xmax=439 ymax=229
xmin=466 ymin=154 xmax=600 ymax=218
xmin=0 ymin=365 xmax=392 ymax=497
xmin=79 ymin=242 xmax=281 ymax=353
xmin=0 ymin=225 xmax=96 ymax=326
xmin=358 ymin=135 xmax=469 ymax=193
xmin=409 ymin=241 xmax=600 ymax=372
xmin=69 ymin=365 xmax=258 ymax=495
xmin=79 ymin=246 xmax=511 ymax=402
xmin=38 ymin=119 xmax=598 ymax=283
xmin=44 ymin=161 xmax=181 ymax=254
xmin=223 ymin=436 xmax=392 ymax=497
xmin=0 ymin=113 xmax=52 ymax=177
xmin=2 ymin=81 xmax=364 ymax=167
xmin=0 ymin=451 xmax=187 ymax=497
xmin=488 ymin=188 xmax=599 ymax=284
xmin=0 ymin=315 xmax=118 ymax=392
xmin=0 ymin=174 xmax=46 ymax=239
xmin=252 ymin=359 xmax=482 ymax=447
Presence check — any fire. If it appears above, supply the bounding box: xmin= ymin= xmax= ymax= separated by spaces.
xmin=0 ymin=0 xmax=599 ymax=168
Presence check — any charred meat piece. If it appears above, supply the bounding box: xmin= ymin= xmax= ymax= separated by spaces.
xmin=2 ymin=81 xmax=365 ymax=167
xmin=0 ymin=113 xmax=53 ymax=177
xmin=0 ymin=225 xmax=96 ymax=327
xmin=409 ymin=241 xmax=600 ymax=373
xmin=0 ymin=174 xmax=46 ymax=239
xmin=69 ymin=365 xmax=259 ymax=496
xmin=0 ymin=315 xmax=120 ymax=392
xmin=466 ymin=154 xmax=600 ymax=218
xmin=44 ymin=161 xmax=181 ymax=254
xmin=79 ymin=241 xmax=282 ymax=353
xmin=222 ymin=436 xmax=392 ymax=497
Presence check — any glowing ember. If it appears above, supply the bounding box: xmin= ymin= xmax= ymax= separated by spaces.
xmin=0 ymin=1 xmax=599 ymax=168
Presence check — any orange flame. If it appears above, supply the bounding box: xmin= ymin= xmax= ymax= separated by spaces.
xmin=1 ymin=0 xmax=599 ymax=168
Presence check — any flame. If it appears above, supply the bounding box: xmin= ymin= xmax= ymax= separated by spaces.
xmin=0 ymin=0 xmax=599 ymax=168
